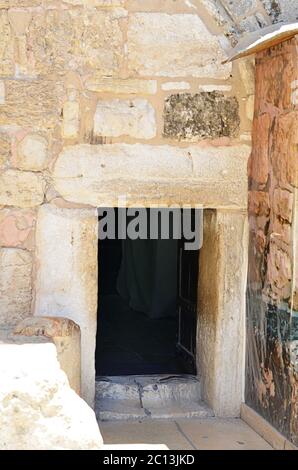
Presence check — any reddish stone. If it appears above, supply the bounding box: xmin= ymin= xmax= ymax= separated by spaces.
xmin=266 ymin=238 xmax=292 ymax=301
xmin=248 ymin=190 xmax=270 ymax=216
xmin=272 ymin=187 xmax=294 ymax=223
xmin=0 ymin=209 xmax=36 ymax=250
xmin=250 ymin=113 xmax=271 ymax=184
xmin=271 ymin=111 xmax=298 ymax=186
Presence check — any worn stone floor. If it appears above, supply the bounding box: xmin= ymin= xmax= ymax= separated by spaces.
xmin=100 ymin=417 xmax=272 ymax=450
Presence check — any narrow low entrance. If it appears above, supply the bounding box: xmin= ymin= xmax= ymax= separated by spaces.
xmin=95 ymin=208 xmax=200 ymax=377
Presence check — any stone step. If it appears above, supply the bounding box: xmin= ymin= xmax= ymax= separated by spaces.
xmin=96 ymin=398 xmax=214 ymax=422
xmin=95 ymin=375 xmax=213 ymax=422
xmin=96 ymin=374 xmax=201 ymax=403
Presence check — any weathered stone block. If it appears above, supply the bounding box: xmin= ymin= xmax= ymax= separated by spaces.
xmin=272 ymin=112 xmax=298 ymax=187
xmin=94 ymin=99 xmax=156 ymax=139
xmin=0 ymin=80 xmax=63 ymax=130
xmin=35 ymin=205 xmax=98 ymax=406
xmin=0 ymin=133 xmax=10 ymax=169
xmin=127 ymin=13 xmax=231 ymax=78
xmin=0 ymin=209 xmax=36 ymax=250
xmin=85 ymin=76 xmax=157 ymax=95
xmin=16 ymin=134 xmax=49 ymax=171
xmin=266 ymin=240 xmax=292 ymax=301
xmin=161 ymin=82 xmax=191 ymax=91
xmin=0 ymin=81 xmax=5 ymax=104
xmin=225 ymin=0 xmax=258 ymax=18
xmin=0 ymin=11 xmax=14 ymax=77
xmin=250 ymin=113 xmax=271 ymax=185
xmin=0 ymin=248 xmax=32 ymax=326
xmin=273 ymin=188 xmax=294 ymax=223
xmin=14 ymin=316 xmax=81 ymax=397
xmin=62 ymin=100 xmax=80 ymax=139
xmin=29 ymin=9 xmax=124 ymax=76
xmin=248 ymin=191 xmax=270 ymax=216
xmin=163 ymin=92 xmax=240 ymax=140
xmin=0 ymin=170 xmax=45 ymax=208
xmin=52 ymin=143 xmax=250 ymax=209
xmin=63 ymin=0 xmax=124 ymax=4
xmin=0 ymin=341 xmax=103 ymax=449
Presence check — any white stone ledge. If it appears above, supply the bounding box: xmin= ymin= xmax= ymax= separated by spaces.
xmin=52 ymin=143 xmax=250 ymax=209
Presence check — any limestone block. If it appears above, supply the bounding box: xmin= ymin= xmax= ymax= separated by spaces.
xmin=0 ymin=208 xmax=36 ymax=250
xmin=273 ymin=188 xmax=294 ymax=223
xmin=0 ymin=133 xmax=10 ymax=169
xmin=0 ymin=11 xmax=14 ymax=77
xmin=85 ymin=76 xmax=157 ymax=95
xmin=63 ymin=0 xmax=124 ymax=4
xmin=127 ymin=13 xmax=231 ymax=78
xmin=62 ymin=101 xmax=80 ymax=139
xmin=198 ymin=210 xmax=248 ymax=416
xmin=0 ymin=81 xmax=5 ymax=104
xmin=0 ymin=340 xmax=103 ymax=450
xmin=246 ymin=95 xmax=255 ymax=121
xmin=0 ymin=248 xmax=32 ymax=327
xmin=14 ymin=316 xmax=81 ymax=396
xmin=94 ymin=99 xmax=156 ymax=139
xmin=34 ymin=205 xmax=98 ymax=407
xmin=161 ymin=82 xmax=191 ymax=91
xmin=52 ymin=143 xmax=250 ymax=209
xmin=0 ymin=170 xmax=45 ymax=208
xmin=29 ymin=9 xmax=124 ymax=76
xmin=224 ymin=0 xmax=258 ymax=18
xmin=0 ymin=80 xmax=63 ymax=130
xmin=16 ymin=134 xmax=49 ymax=171
xmin=238 ymin=59 xmax=255 ymax=96
xmin=164 ymin=92 xmax=240 ymax=140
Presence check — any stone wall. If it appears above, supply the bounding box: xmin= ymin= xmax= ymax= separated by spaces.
xmin=0 ymin=0 xmax=291 ymax=406
xmin=0 ymin=1 xmax=252 ymax=334
xmin=246 ymin=36 xmax=298 ymax=446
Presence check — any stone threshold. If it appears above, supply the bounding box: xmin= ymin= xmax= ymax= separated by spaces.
xmin=95 ymin=374 xmax=214 ymax=422
xmin=241 ymin=403 xmax=298 ymax=450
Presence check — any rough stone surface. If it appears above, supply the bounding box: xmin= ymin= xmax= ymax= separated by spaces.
xmin=93 ymin=99 xmax=156 ymax=139
xmin=14 ymin=316 xmax=81 ymax=396
xmin=127 ymin=13 xmax=232 ymax=78
xmin=34 ymin=205 xmax=98 ymax=407
xmin=163 ymin=92 xmax=240 ymax=140
xmin=198 ymin=210 xmax=248 ymax=417
xmin=0 ymin=340 xmax=103 ymax=450
xmin=16 ymin=134 xmax=49 ymax=171
xmin=272 ymin=188 xmax=294 ymax=223
xmin=63 ymin=0 xmax=124 ymax=4
xmin=249 ymin=113 xmax=271 ymax=185
xmin=0 ymin=209 xmax=36 ymax=250
xmin=85 ymin=77 xmax=157 ymax=95
xmin=248 ymin=191 xmax=270 ymax=216
xmin=53 ymin=143 xmax=250 ymax=209
xmin=0 ymin=170 xmax=45 ymax=208
xmin=0 ymin=11 xmax=14 ymax=77
xmin=0 ymin=80 xmax=63 ymax=130
xmin=0 ymin=133 xmax=10 ymax=169
xmin=0 ymin=248 xmax=32 ymax=326
xmin=29 ymin=9 xmax=125 ymax=76
xmin=266 ymin=240 xmax=292 ymax=300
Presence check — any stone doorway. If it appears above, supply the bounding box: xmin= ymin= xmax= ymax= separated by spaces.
xmin=95 ymin=208 xmax=200 ymax=377
xmin=35 ymin=204 xmax=247 ymax=417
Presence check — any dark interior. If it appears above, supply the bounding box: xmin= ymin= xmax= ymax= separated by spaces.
xmin=95 ymin=208 xmax=199 ymax=377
